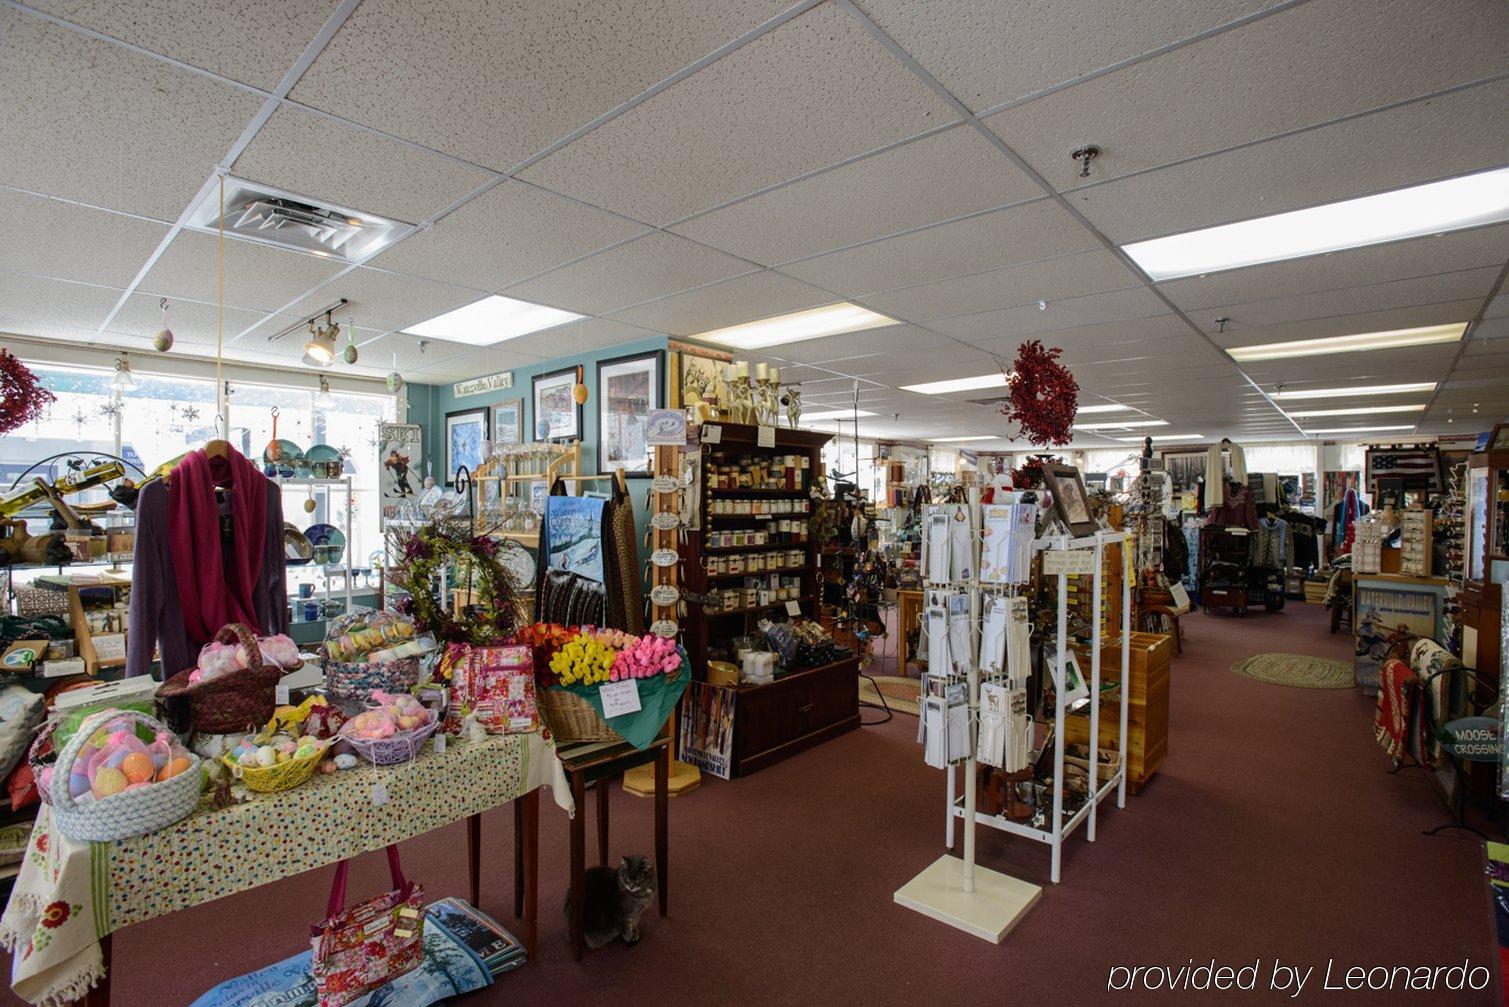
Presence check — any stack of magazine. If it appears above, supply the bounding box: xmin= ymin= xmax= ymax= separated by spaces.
xmin=425 ymin=897 xmax=528 ymax=977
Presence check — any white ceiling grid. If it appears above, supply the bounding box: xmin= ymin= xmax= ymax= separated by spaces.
xmin=0 ymin=0 xmax=1505 ymax=444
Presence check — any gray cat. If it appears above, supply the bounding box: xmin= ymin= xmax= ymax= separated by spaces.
xmin=564 ymin=854 xmax=656 ymax=949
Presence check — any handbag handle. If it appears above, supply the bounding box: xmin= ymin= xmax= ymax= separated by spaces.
xmin=326 ymin=844 xmax=408 ymax=918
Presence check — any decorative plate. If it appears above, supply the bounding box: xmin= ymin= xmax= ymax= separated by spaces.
xmin=650 ymin=548 xmax=680 ymax=567
xmin=500 ymin=543 xmax=537 ymax=588
xmin=283 ymin=523 xmax=313 ymax=565
xmin=650 ymin=583 xmax=681 ymax=607
xmin=649 ymin=619 xmax=679 ymax=639
xmin=304 ymin=523 xmax=346 ymax=566
xmin=645 ymin=411 xmax=686 ymax=444
xmin=650 ymin=474 xmax=682 ymax=494
xmin=651 ymin=512 xmax=681 ymax=531
xmin=305 ymin=443 xmax=344 ymax=479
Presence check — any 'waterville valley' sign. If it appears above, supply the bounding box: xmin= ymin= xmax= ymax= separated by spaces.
xmin=453 ymin=371 xmax=514 ymax=397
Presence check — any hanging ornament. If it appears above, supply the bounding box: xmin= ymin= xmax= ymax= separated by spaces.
xmin=1000 ymin=340 xmax=1078 ymax=447
xmin=304 ymin=485 xmax=317 ymax=514
xmin=0 ymin=350 xmax=56 ymax=435
xmin=342 ymin=315 xmax=359 ymax=364
xmin=153 ymin=298 xmax=175 ymax=352
xmin=386 ymin=370 xmax=403 ymax=393
xmin=572 ymin=364 xmax=588 ymax=405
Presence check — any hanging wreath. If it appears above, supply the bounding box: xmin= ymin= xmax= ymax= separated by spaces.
xmin=385 ymin=522 xmax=522 ymax=650
xmin=0 ymin=350 xmax=55 ymax=435
xmin=1000 ymin=340 xmax=1078 ymax=446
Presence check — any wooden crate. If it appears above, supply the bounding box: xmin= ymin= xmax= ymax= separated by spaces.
xmin=1064 ymin=631 xmax=1171 ymax=793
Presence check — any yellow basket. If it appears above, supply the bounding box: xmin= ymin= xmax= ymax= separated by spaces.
xmin=222 ymin=740 xmax=330 ymax=794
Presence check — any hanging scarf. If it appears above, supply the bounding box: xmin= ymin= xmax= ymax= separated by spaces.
xmin=1203 ymin=441 xmax=1247 ymax=509
xmin=1336 ymin=488 xmax=1361 ymax=549
xmin=167 ymin=447 xmax=268 ymax=643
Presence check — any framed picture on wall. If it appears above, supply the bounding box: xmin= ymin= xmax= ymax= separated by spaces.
xmin=597 ymin=350 xmax=662 ymax=475
xmin=1044 ymin=463 xmax=1097 ymax=537
xmin=492 ymin=398 xmax=524 ymax=447
xmin=532 ymin=367 xmax=581 ymax=442
xmin=444 ymin=407 xmax=489 ymax=486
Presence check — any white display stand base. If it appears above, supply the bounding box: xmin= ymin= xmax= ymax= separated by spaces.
xmin=893 ymin=854 xmax=1042 ymax=943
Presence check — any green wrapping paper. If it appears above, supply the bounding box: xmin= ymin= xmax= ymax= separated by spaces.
xmin=551 ymin=651 xmax=690 ymax=749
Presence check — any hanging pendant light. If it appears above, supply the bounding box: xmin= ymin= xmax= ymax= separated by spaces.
xmin=111 ymin=353 xmax=137 ymax=391
xmin=153 ymin=298 xmax=175 ymax=352
xmin=303 ymin=312 xmax=337 ymax=368
xmin=315 ymin=374 xmax=335 ymax=410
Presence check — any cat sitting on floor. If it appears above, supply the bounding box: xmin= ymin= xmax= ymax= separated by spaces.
xmin=564 ymin=854 xmax=657 ymax=949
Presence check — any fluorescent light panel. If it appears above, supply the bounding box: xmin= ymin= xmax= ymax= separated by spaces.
xmin=692 ymin=302 xmax=895 ymax=350
xmin=800 ymin=409 xmax=876 ymax=422
xmin=933 ymin=435 xmax=999 ymax=443
xmin=1074 ymin=420 xmax=1168 ymax=431
xmin=1113 ymin=433 xmax=1204 ymax=443
xmin=1284 ymin=404 xmax=1428 ymax=418
xmin=1273 ymin=381 xmax=1436 ymax=401
xmin=1123 ymin=166 xmax=1509 ymax=280
xmin=1228 ymin=323 xmax=1466 ymax=362
xmin=1076 ymin=403 xmax=1133 ymax=414
xmin=402 ymin=295 xmax=583 ymax=346
xmin=1302 ymin=424 xmax=1417 ymax=436
xmin=902 ymin=372 xmax=1008 ymax=395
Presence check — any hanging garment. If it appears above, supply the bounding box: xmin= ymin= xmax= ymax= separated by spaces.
xmin=126 ymin=449 xmax=287 ymax=678
xmin=1251 ymin=516 xmax=1289 ymax=569
xmin=1330 ymin=489 xmax=1369 ymax=548
xmin=1374 ymin=658 xmax=1417 ymax=764
xmin=604 ymin=476 xmax=644 ymax=634
xmin=1203 ymin=440 xmax=1248 ymax=509
xmin=1208 ymin=482 xmax=1258 ymax=530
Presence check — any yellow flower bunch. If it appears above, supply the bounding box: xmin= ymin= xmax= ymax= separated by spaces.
xmin=548 ymin=633 xmax=616 ymax=687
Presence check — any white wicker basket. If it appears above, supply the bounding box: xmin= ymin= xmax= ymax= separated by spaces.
xmin=52 ymin=709 xmax=202 ymax=843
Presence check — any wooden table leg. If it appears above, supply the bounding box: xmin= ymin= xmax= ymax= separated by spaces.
xmin=570 ymin=770 xmax=585 ymax=962
xmin=512 ymin=800 xmax=523 ymax=920
xmin=80 ymin=933 xmax=110 ymax=1006
xmin=655 ymin=743 xmax=668 ymax=918
xmin=466 ymin=813 xmax=481 ymax=909
xmin=596 ymin=776 xmax=611 ymax=866
xmin=520 ymin=788 xmax=539 ymax=962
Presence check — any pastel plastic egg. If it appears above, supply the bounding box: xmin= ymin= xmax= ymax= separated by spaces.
xmin=121 ymin=752 xmax=154 ymax=785
xmin=333 ymin=753 xmax=357 ymax=770
xmin=157 ymin=757 xmax=192 ymax=781
xmin=92 ymin=767 xmax=128 ymax=798
xmin=68 ymin=770 xmax=90 ymax=798
xmin=255 ymin=745 xmax=278 ymax=767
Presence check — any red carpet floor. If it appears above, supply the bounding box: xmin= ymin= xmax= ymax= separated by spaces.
xmin=5 ymin=602 xmax=1498 ymax=1005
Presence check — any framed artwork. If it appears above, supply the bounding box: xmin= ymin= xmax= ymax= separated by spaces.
xmin=676 ymin=351 xmax=730 ymax=409
xmin=377 ymin=421 xmax=423 ymax=520
xmin=532 ymin=367 xmax=581 ymax=442
xmin=444 ymin=407 xmax=488 ymax=486
xmin=491 ymin=398 xmax=524 ymax=447
xmin=597 ymin=350 xmax=662 ymax=475
xmin=1044 ymin=463 xmax=1097 ymax=537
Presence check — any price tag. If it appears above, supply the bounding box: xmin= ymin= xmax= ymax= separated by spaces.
xmin=92 ymin=633 xmax=126 ymax=662
xmin=275 ymin=684 xmax=291 ymax=706
xmin=371 ymin=781 xmax=389 ymax=807
xmin=1041 ymin=550 xmax=1095 ymax=576
xmin=599 ymin=679 xmax=643 ymax=719
xmin=433 ymin=733 xmax=446 ymax=753
xmin=757 ymin=425 xmax=776 ymax=448
xmin=701 ymin=424 xmax=722 ymax=445
xmin=785 ymin=600 xmax=801 ymax=617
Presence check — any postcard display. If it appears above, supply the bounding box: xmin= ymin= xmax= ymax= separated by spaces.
xmin=895 ymin=486 xmax=1130 ymax=943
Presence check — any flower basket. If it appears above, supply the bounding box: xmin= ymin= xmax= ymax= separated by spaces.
xmin=51 ymin=709 xmax=202 ymax=843
xmin=539 ymin=650 xmax=692 ymax=750
xmin=342 ymin=719 xmax=439 ymax=766
xmin=222 ymin=739 xmax=331 ymax=794
xmin=156 ymin=623 xmax=293 ymax=735
xmin=536 ymin=687 xmax=620 ymax=744
xmin=324 ymin=657 xmax=421 ymax=714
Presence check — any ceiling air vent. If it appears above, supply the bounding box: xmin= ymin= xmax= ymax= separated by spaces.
xmin=183 ymin=176 xmax=409 ymax=262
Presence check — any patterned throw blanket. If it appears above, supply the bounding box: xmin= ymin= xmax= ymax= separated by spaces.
xmin=1373 ymin=658 xmax=1419 ymax=763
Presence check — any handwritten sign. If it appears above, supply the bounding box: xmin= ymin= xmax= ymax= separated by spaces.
xmin=1041 ymin=550 xmax=1095 ymax=576
xmin=600 ymin=679 xmax=643 ymax=718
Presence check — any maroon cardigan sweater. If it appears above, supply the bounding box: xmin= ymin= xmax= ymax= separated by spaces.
xmin=126 ymin=477 xmax=288 ymax=678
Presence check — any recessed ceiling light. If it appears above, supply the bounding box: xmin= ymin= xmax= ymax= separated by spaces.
xmin=1227 ymin=323 xmax=1466 ymax=362
xmin=1122 ymin=166 xmax=1509 ymax=280
xmin=1302 ymin=424 xmax=1417 ymax=436
xmin=1112 ymin=433 xmax=1204 ymax=443
xmin=800 ymin=409 xmax=877 ymax=422
xmin=1273 ymin=381 xmax=1437 ymax=400
xmin=401 ymin=295 xmax=583 ymax=346
xmin=1076 ymin=403 xmax=1133 ymax=414
xmin=1284 ymin=404 xmax=1428 ymax=418
xmin=902 ymin=372 xmax=1009 ymax=395
xmin=691 ymin=302 xmax=896 ymax=350
xmin=1074 ymin=420 xmax=1168 ymax=431
xmin=933 ymin=435 xmax=999 ymax=443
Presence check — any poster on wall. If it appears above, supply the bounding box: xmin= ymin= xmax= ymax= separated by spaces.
xmin=542 ymin=495 xmax=606 ymax=584
xmin=532 ymin=367 xmax=581 ymax=442
xmin=444 ymin=408 xmax=488 ymax=486
xmin=598 ymin=351 xmax=662 ymax=475
xmin=378 ymin=422 xmax=423 ymax=521
xmin=679 ymin=680 xmax=735 ymax=779
xmin=1354 ymin=585 xmax=1438 ymax=694
xmin=1323 ymin=470 xmax=1362 ymax=511
xmin=491 ymin=398 xmax=523 ymax=447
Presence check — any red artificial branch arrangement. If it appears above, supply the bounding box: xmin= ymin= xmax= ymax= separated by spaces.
xmin=0 ymin=350 xmax=55 ymax=435
xmin=1000 ymin=340 xmax=1078 ymax=446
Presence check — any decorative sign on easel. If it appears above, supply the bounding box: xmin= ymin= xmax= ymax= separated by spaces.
xmin=1042 ymin=550 xmax=1095 ymax=576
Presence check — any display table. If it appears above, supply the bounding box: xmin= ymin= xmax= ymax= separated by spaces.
xmin=1 ymin=732 xmax=570 ymax=1007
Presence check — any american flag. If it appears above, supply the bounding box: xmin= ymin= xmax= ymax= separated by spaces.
xmin=1366 ymin=447 xmax=1443 ymax=492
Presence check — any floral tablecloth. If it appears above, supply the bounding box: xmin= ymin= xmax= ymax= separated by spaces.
xmin=0 ymin=731 xmax=569 ymax=1007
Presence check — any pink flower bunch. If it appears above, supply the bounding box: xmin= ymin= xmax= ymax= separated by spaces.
xmin=609 ymin=635 xmax=682 ymax=681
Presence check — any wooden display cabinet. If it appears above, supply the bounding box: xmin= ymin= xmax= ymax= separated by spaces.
xmin=1463 ymin=422 xmax=1509 ymax=694
xmin=1064 ymin=632 xmax=1171 ymax=793
xmin=730 ymin=655 xmax=859 ymax=775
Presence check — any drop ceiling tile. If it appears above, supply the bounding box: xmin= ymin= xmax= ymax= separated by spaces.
xmin=290 ymin=0 xmax=792 ymax=171
xmin=139 ymin=230 xmax=345 ymax=313
xmin=608 ymin=270 xmax=835 ymax=336
xmin=518 ymin=3 xmax=955 ymax=224
xmin=370 ymin=181 xmax=647 ymax=291
xmin=1158 ymin=224 xmax=1509 ymax=312
xmin=1486 ymin=294 xmax=1509 ymax=319
xmin=503 ymin=232 xmax=752 ymax=316
xmin=929 ymin=287 xmax=1169 ymax=342
xmin=24 ymin=0 xmax=345 ymax=90
xmin=857 ymin=0 xmax=1284 ymax=112
xmin=107 ymin=292 xmax=276 ymax=346
xmin=982 ymin=0 xmax=1509 ymax=191
xmin=275 ymin=266 xmax=483 ymax=334
xmin=503 ymin=316 xmax=662 ymax=358
xmin=0 ymin=272 xmax=122 ymax=331
xmin=0 ymin=189 xmax=170 ymax=287
xmin=1196 ymin=268 xmax=1501 ymax=332
xmin=668 ymin=125 xmax=1040 ymax=264
xmin=1074 ymin=78 xmax=1509 ymax=242
xmin=766 ymin=324 xmax=955 ymax=365
xmin=863 ymin=249 xmax=1143 ymax=322
xmin=1215 ymin=300 xmax=1484 ymax=347
xmin=0 ymin=8 xmax=265 ymax=217
xmin=231 ymin=105 xmax=494 ymax=224
xmin=778 ymin=199 xmax=1098 ymax=293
